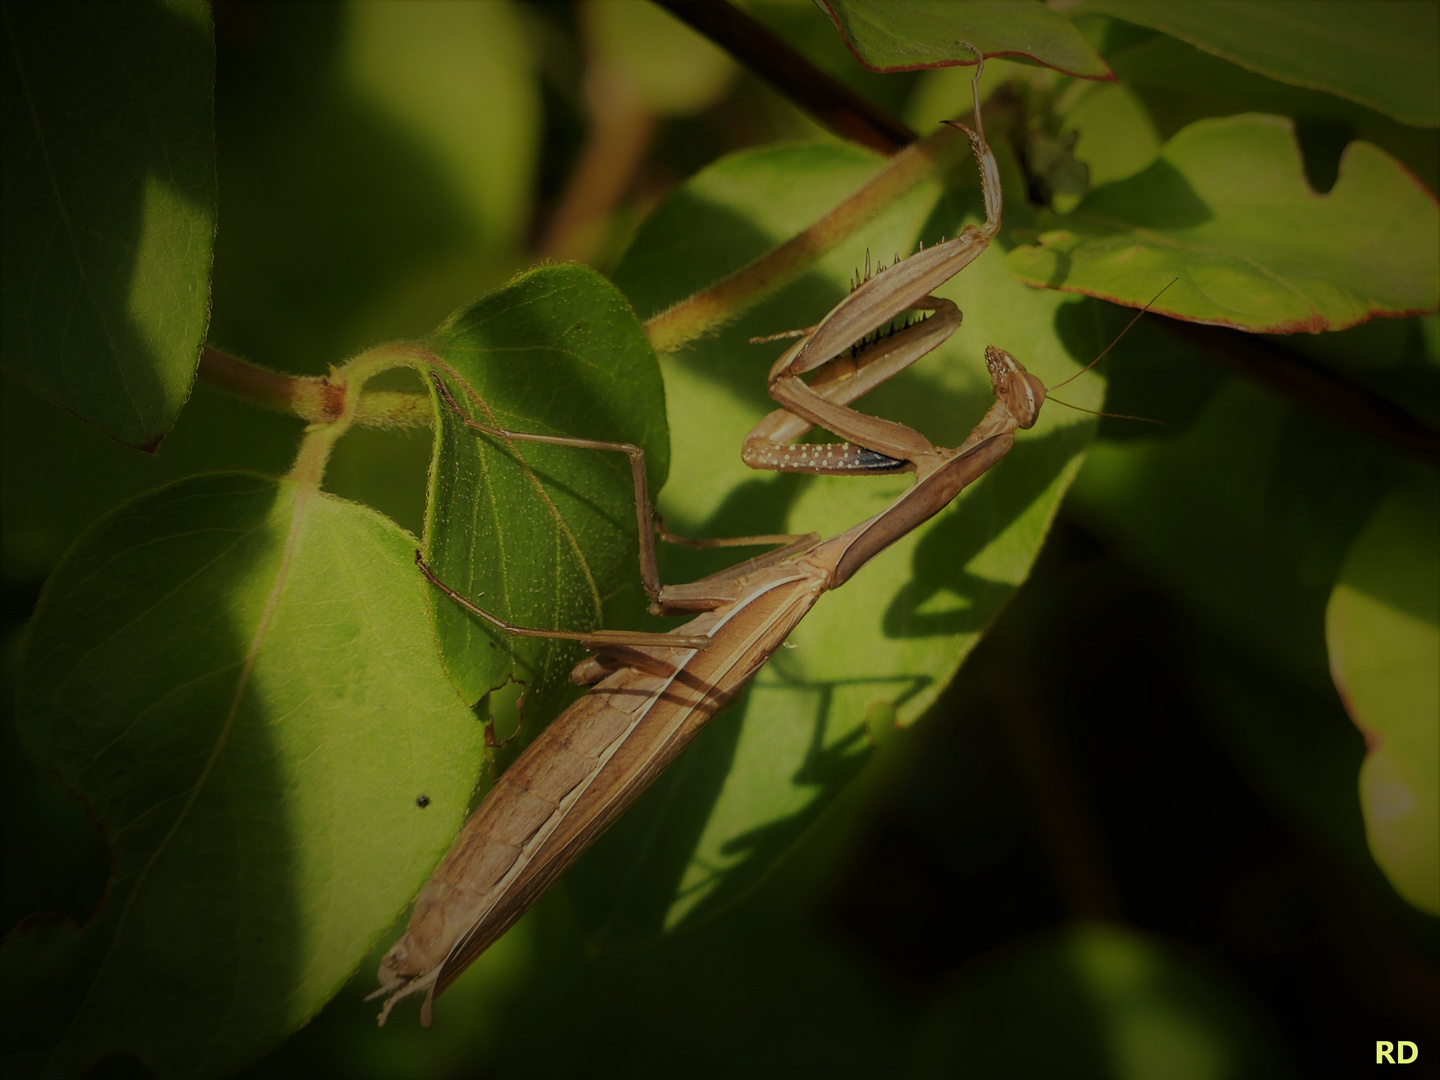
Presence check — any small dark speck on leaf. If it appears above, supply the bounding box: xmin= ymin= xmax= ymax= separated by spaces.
xmin=415 ymin=794 xmax=431 ymax=808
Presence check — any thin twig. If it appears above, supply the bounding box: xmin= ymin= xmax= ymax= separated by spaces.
xmin=984 ymin=660 xmax=1124 ymax=921
xmin=534 ymin=61 xmax=655 ymax=263
xmin=644 ymin=121 xmax=970 ymax=353
xmin=1162 ymin=322 xmax=1440 ymax=466
xmin=653 ymin=0 xmax=916 ymax=154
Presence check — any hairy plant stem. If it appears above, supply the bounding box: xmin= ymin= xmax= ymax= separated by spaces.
xmin=199 ymin=345 xmax=432 ymax=430
xmin=284 ymin=342 xmax=439 ymax=491
xmin=652 ymin=0 xmax=916 ymax=154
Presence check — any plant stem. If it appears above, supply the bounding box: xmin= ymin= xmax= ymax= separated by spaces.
xmin=1162 ymin=322 xmax=1440 ymax=466
xmin=652 ymin=0 xmax=916 ymax=154
xmin=199 ymin=346 xmax=431 ymax=429
xmin=285 ymin=342 xmax=439 ymax=491
xmin=535 ymin=60 xmax=655 ymax=264
xmin=643 ymin=122 xmax=968 ymax=354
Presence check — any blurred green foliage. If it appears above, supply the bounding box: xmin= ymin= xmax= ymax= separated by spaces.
xmin=0 ymin=0 xmax=214 ymax=447
xmin=2 ymin=2 xmax=1435 ymax=1077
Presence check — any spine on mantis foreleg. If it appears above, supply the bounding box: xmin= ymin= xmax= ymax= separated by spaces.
xmin=786 ymin=119 xmax=1001 ymax=381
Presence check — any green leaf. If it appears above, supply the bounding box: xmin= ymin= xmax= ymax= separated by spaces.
xmin=1007 ymin=115 xmax=1440 ymax=332
xmin=573 ymin=138 xmax=1104 ymax=946
xmin=1 ymin=0 xmax=216 ymax=449
xmin=1326 ymin=470 xmax=1440 ymax=915
xmin=5 ymin=473 xmax=482 ymax=1079
xmin=422 ymin=265 xmax=669 ymax=718
xmin=1081 ymin=22 xmax=1438 ymax=192
xmin=819 ymin=0 xmax=1112 ymax=78
xmin=1 ymin=371 xmax=307 ymax=585
xmin=1071 ymin=0 xmax=1440 ymax=126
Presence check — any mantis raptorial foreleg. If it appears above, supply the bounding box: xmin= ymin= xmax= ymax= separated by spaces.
xmin=741 ymin=42 xmax=1003 ymax=484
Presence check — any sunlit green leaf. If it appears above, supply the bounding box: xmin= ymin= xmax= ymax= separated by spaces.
xmin=1081 ymin=22 xmax=1438 ymax=192
xmin=1327 ymin=470 xmax=1440 ymax=915
xmin=5 ymin=473 xmax=482 ymax=1079
xmin=422 ymin=265 xmax=669 ymax=722
xmin=1071 ymin=0 xmax=1440 ymax=126
xmin=570 ymin=137 xmax=1105 ymax=946
xmin=1 ymin=0 xmax=216 ymax=448
xmin=820 ymin=0 xmax=1111 ymax=78
xmin=1007 ymin=115 xmax=1440 ymax=332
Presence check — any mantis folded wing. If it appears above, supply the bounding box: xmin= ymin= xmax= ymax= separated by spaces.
xmin=370 ymin=47 xmax=1047 ymax=1026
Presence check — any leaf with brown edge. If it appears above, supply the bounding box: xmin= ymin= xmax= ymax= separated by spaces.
xmin=819 ymin=0 xmax=1112 ymax=79
xmin=1006 ymin=115 xmax=1440 ymax=333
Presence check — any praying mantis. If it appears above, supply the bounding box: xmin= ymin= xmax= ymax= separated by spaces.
xmin=370 ymin=51 xmax=1057 ymax=1025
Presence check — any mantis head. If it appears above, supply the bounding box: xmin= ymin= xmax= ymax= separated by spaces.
xmin=984 ymin=345 xmax=1046 ymax=429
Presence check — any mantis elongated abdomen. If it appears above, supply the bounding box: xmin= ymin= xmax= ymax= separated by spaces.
xmin=376 ymin=567 xmax=825 ymax=1020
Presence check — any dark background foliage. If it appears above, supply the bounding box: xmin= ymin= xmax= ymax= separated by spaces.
xmin=3 ymin=2 xmax=1436 ymax=1077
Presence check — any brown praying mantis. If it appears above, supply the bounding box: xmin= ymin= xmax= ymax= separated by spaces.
xmin=370 ymin=50 xmax=1086 ymax=1025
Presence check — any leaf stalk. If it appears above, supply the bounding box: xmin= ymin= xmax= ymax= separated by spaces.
xmin=199 ymin=345 xmax=432 ymax=429
xmin=643 ymin=122 xmax=971 ymax=354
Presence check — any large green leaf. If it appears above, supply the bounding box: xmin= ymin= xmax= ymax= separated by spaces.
xmin=819 ymin=0 xmax=1112 ymax=78
xmin=1007 ymin=115 xmax=1440 ymax=332
xmin=567 ymin=138 xmax=1105 ymax=946
xmin=4 ymin=473 xmax=482 ymax=1079
xmin=421 ymin=265 xmax=669 ymax=721
xmin=1071 ymin=0 xmax=1440 ymax=126
xmin=1326 ymin=470 xmax=1440 ymax=916
xmin=0 ymin=0 xmax=216 ymax=449
xmin=1073 ymin=21 xmax=1438 ymax=192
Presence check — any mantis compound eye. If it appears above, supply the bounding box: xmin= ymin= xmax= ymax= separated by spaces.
xmin=1017 ymin=372 xmax=1047 ymax=429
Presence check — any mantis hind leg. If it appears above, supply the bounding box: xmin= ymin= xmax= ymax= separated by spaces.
xmin=416 ymin=551 xmax=712 ymax=649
